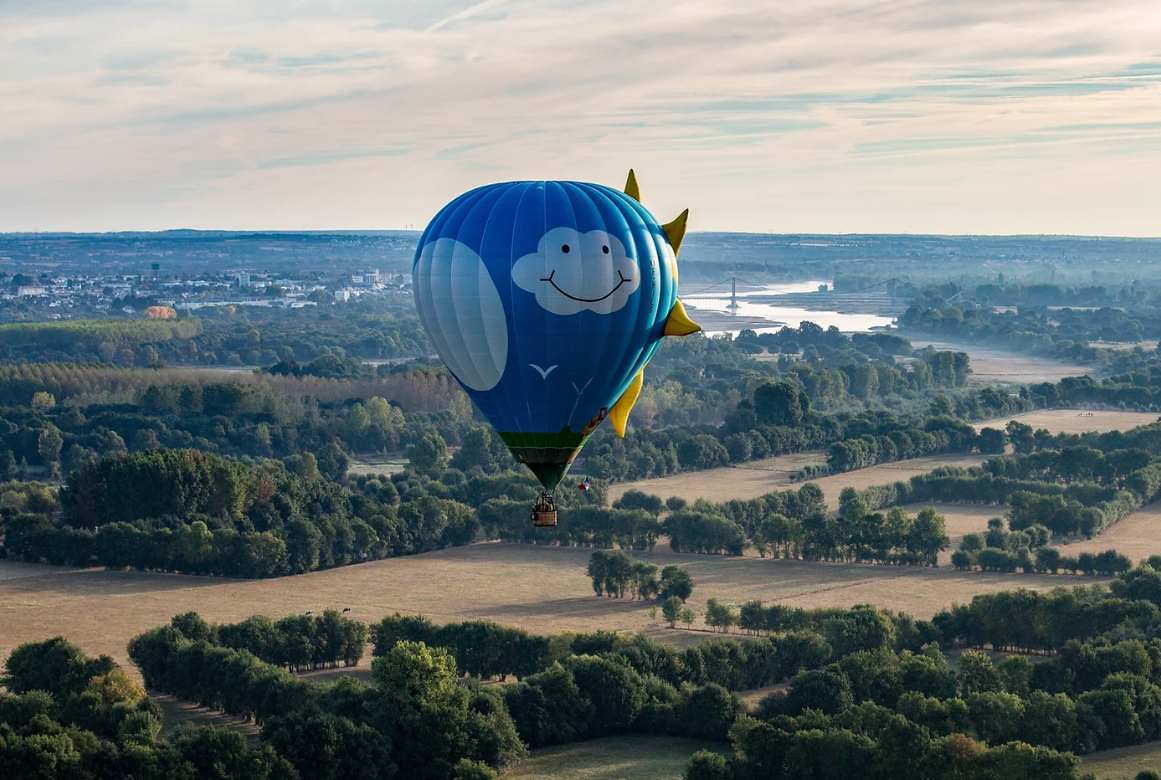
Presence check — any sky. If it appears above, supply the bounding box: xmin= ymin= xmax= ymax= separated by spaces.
xmin=1 ymin=0 xmax=1160 ymax=235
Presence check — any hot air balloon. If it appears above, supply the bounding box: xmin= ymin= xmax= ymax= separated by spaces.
xmin=412 ymin=171 xmax=700 ymax=526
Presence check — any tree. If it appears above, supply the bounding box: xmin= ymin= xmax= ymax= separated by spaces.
xmin=682 ymin=684 xmax=742 ymax=740
xmin=683 ymin=749 xmax=732 ymax=780
xmin=37 ymin=424 xmax=63 ymax=466
xmin=450 ymin=428 xmax=497 ymax=473
xmin=565 ymin=654 xmax=647 ymax=733
xmin=977 ymin=427 xmax=1007 ymax=454
xmin=785 ymin=669 xmax=854 ymax=716
xmin=851 ymin=364 xmax=879 ymax=400
xmin=453 ymin=760 xmax=497 ymax=780
xmin=660 ymin=565 xmax=695 ymax=602
xmin=929 ymin=394 xmax=953 ymax=416
xmin=630 ymin=560 xmax=660 ymax=600
xmin=753 ymin=381 xmax=802 ymax=427
xmin=373 ymin=640 xmax=525 ymax=778
xmin=704 ymin=599 xmax=738 ymax=633
xmin=586 ymin=550 xmax=634 ymax=598
xmin=317 ymin=441 xmax=350 ymax=482
xmin=908 ymin=507 xmax=950 ymax=565
xmin=680 ymin=608 xmax=696 ymax=629
xmin=662 ymin=596 xmax=683 ymax=628
xmin=1007 ymin=420 xmax=1036 ymax=453
xmin=172 ymin=725 xmax=297 ymax=780
xmin=614 ymin=490 xmax=664 ymax=517
xmin=31 ymin=391 xmax=55 ymax=410
xmin=262 ymin=710 xmax=395 ymax=780
xmin=958 ymin=650 xmax=1002 ymax=695
xmin=408 ymin=434 xmax=449 ymax=478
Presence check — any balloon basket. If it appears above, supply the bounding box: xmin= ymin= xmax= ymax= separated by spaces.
xmin=532 ymin=491 xmax=558 ymax=528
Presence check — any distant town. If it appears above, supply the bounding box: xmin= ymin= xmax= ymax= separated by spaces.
xmin=0 ymin=266 xmax=412 ymax=319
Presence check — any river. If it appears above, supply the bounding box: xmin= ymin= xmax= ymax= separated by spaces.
xmin=681 ymin=280 xmax=896 ymax=337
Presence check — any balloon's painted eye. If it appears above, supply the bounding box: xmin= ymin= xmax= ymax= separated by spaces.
xmin=561 ymin=244 xmax=571 ymax=254
xmin=602 ymin=245 xmax=610 ymax=254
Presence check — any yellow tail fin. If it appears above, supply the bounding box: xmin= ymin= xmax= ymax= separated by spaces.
xmin=609 ymin=366 xmax=645 ymax=437
xmin=664 ymin=299 xmax=701 ymax=337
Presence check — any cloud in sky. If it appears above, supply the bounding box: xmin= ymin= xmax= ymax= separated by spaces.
xmin=0 ymin=0 xmax=1159 ymax=234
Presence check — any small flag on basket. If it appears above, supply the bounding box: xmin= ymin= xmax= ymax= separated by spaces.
xmin=578 ymin=476 xmax=591 ymax=491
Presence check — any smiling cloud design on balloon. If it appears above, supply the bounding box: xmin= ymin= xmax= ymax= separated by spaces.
xmin=511 ymin=227 xmax=641 ymax=315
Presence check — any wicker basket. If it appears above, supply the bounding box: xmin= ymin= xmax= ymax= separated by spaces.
xmin=532 ymin=509 xmax=558 ymax=528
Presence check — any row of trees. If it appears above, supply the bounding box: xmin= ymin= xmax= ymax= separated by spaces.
xmin=3 ymin=449 xmax=485 ymax=577
xmin=688 ymin=563 xmax=1161 ymax=779
xmin=852 ymin=445 xmax=1161 ymax=540
xmin=3 ymin=637 xmax=295 ymax=780
xmin=129 ymin=615 xmax=525 ymax=780
xmin=209 ymin=611 xmax=368 ymax=671
xmin=583 ymin=551 xmax=695 ymax=600
xmin=950 ymin=515 xmax=1134 ymax=576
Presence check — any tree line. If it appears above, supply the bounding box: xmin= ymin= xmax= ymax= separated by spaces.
xmin=684 ymin=563 xmax=1161 ymax=779
xmin=3 ymin=637 xmax=296 ymax=780
xmin=2 ymin=448 xmax=480 ymax=578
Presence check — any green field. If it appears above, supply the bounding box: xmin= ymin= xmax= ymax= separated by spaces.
xmin=502 ymin=736 xmax=727 ymax=780
xmin=1082 ymin=741 xmax=1161 ymax=779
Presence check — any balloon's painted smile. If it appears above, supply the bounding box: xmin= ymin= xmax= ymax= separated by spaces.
xmin=540 ymin=269 xmax=632 ymax=303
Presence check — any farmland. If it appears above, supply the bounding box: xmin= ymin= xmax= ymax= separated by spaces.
xmin=608 ymin=452 xmax=988 ymax=507
xmin=501 ymin=735 xmax=728 ymax=780
xmin=972 ymin=409 xmax=1159 ymax=435
xmin=903 ymin=336 xmax=1093 ymax=385
xmin=1081 ymin=740 xmax=1161 ymax=779
xmin=0 ymin=532 xmax=1085 ymax=673
xmin=1055 ymin=502 xmax=1161 ymax=565
xmin=609 ymin=409 xmax=1160 ymax=508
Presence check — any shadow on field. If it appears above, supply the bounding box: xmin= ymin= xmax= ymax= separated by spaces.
xmin=0 ymin=568 xmax=230 ymax=597
xmin=487 ymin=595 xmax=649 ymax=621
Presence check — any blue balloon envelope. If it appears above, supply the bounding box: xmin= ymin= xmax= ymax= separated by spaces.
xmin=412 ymin=173 xmax=700 ymax=490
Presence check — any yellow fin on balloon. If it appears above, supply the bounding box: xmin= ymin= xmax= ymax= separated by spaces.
xmin=662 ymin=209 xmax=688 ymax=257
xmin=609 ymin=366 xmax=645 ymax=437
xmin=624 ymin=170 xmax=641 ymax=203
xmin=664 ymin=299 xmax=701 ymax=337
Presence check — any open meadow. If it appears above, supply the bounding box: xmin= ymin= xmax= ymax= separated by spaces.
xmin=609 ymin=453 xmax=987 ymax=507
xmin=0 ymin=536 xmax=1085 ymax=674
xmin=5 ymin=407 xmax=1154 ymax=682
xmin=608 ymin=410 xmax=1158 ymax=508
xmin=1055 ymin=502 xmax=1161 ymax=564
xmin=901 ymin=336 xmax=1094 ymax=385
xmin=1081 ymin=740 xmax=1161 ymax=779
xmin=501 ymin=735 xmax=728 ymax=780
xmin=973 ymin=409 xmax=1159 ymax=435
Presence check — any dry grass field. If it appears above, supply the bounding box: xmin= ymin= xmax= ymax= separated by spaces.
xmin=609 ymin=453 xmax=987 ymax=507
xmin=0 ymin=537 xmax=1079 ymax=674
xmin=902 ymin=337 xmax=1094 ymax=385
xmin=608 ymin=410 xmax=1155 ymax=508
xmin=974 ymin=409 xmax=1159 ymax=436
xmin=1080 ymin=740 xmax=1161 ymax=779
xmin=501 ymin=735 xmax=728 ymax=780
xmin=607 ymin=451 xmax=826 ymax=504
xmin=1056 ymin=503 xmax=1161 ymax=564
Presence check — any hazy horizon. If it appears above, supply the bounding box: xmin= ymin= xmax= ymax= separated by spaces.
xmin=3 ymin=1 xmax=1160 ymax=235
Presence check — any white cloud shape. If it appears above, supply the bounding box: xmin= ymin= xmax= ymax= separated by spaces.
xmin=511 ymin=227 xmax=640 ymax=315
